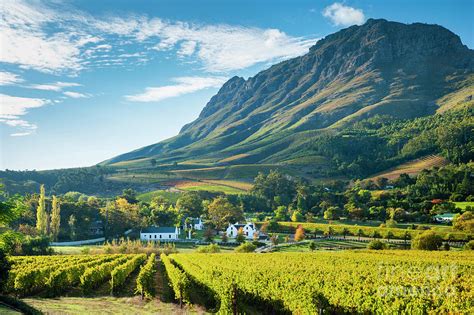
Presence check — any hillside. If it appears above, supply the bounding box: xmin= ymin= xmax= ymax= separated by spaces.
xmin=103 ymin=19 xmax=474 ymax=181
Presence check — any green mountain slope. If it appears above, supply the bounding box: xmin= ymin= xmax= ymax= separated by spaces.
xmin=100 ymin=19 xmax=473 ymax=180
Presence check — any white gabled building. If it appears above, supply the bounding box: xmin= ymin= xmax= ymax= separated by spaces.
xmin=226 ymin=222 xmax=257 ymax=240
xmin=140 ymin=226 xmax=179 ymax=241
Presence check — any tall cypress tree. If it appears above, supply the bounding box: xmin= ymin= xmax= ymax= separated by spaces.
xmin=36 ymin=184 xmax=48 ymax=235
xmin=50 ymin=195 xmax=61 ymax=241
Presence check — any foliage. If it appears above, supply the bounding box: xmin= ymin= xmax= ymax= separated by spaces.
xmin=161 ymin=254 xmax=189 ymax=305
xmin=0 ymin=249 xmax=10 ymax=292
xmin=110 ymin=254 xmax=146 ymax=294
xmin=453 ymin=211 xmax=474 ymax=233
xmin=235 ymin=227 xmax=246 ymax=243
xmin=411 ymin=231 xmax=443 ymax=250
xmin=206 ymin=196 xmax=244 ymax=230
xmin=50 ymin=196 xmax=61 ymax=241
xmin=234 ymin=242 xmax=257 ymax=253
xmin=136 ymin=253 xmax=157 ymax=299
xmin=464 ymin=240 xmax=474 ymax=250
xmin=367 ymin=240 xmax=387 ymax=250
xmin=168 ymin=251 xmax=474 ymax=313
xmin=36 ymin=185 xmax=47 ymax=235
xmin=196 ymin=244 xmax=221 ymax=253
xmin=294 ymin=225 xmax=305 ymax=241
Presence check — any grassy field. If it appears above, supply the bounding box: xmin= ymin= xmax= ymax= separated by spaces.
xmin=271 ymin=240 xmax=369 ymax=252
xmin=0 ymin=305 xmax=20 ymax=314
xmin=455 ymin=201 xmax=474 ymax=210
xmin=23 ymin=297 xmax=205 ymax=315
xmin=137 ymin=190 xmax=181 ymax=203
xmin=366 ymin=154 xmax=447 ymax=180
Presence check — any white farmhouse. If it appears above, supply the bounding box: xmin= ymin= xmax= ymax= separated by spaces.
xmin=140 ymin=226 xmax=179 ymax=241
xmin=192 ymin=217 xmax=204 ymax=230
xmin=226 ymin=222 xmax=257 ymax=240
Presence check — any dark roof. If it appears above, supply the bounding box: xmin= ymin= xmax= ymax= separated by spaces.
xmin=233 ymin=224 xmax=246 ymax=228
xmin=141 ymin=226 xmax=176 ymax=233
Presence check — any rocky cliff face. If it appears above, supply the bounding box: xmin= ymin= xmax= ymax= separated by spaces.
xmin=105 ymin=19 xmax=473 ymax=165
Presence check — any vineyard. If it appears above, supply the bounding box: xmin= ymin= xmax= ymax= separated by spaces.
xmin=163 ymin=251 xmax=474 ymax=314
xmin=6 ymin=254 xmax=156 ymax=298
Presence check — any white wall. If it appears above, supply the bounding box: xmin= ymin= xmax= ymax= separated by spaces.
xmin=140 ymin=233 xmax=178 ymax=241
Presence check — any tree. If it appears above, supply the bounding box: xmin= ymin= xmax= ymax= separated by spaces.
xmin=207 ymin=197 xmax=244 ymax=230
xmin=324 ymin=206 xmax=341 ymax=220
xmin=36 ymin=184 xmax=48 ymax=235
xmin=234 ymin=242 xmax=257 ymax=253
xmin=203 ymin=227 xmax=214 ymax=242
xmin=236 ymin=227 xmax=246 ymax=243
xmin=270 ymin=234 xmax=279 ymax=245
xmin=294 ymin=225 xmax=305 ymax=241
xmin=221 ymin=232 xmax=228 ymax=243
xmin=291 ymin=210 xmax=304 ymax=222
xmin=0 ymin=185 xmax=26 ymax=226
xmin=453 ymin=211 xmax=474 ymax=233
xmin=120 ymin=189 xmax=138 ymax=204
xmin=309 ymin=241 xmax=317 ymax=251
xmin=0 ymin=249 xmax=11 ymax=292
xmin=101 ymin=198 xmax=141 ymax=237
xmin=274 ymin=206 xmax=289 ymax=221
xmin=368 ymin=240 xmax=387 ymax=250
xmin=50 ymin=196 xmax=61 ymax=241
xmin=68 ymin=214 xmax=77 ymax=241
xmin=176 ymin=192 xmax=203 ymax=218
xmin=342 ymin=228 xmax=349 ymax=239
xmin=411 ymin=231 xmax=443 ymax=250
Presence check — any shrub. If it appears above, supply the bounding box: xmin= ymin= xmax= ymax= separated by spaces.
xmin=294 ymin=225 xmax=305 ymax=241
xmin=464 ymin=240 xmax=474 ymax=250
xmin=367 ymin=240 xmax=387 ymax=250
xmin=411 ymin=231 xmax=443 ymax=250
xmin=234 ymin=242 xmax=257 ymax=253
xmin=309 ymin=241 xmax=317 ymax=251
xmin=196 ymin=244 xmax=221 ymax=253
xmin=0 ymin=249 xmax=11 ymax=292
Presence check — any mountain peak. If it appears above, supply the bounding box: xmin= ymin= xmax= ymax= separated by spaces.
xmin=106 ymin=19 xmax=473 ymax=167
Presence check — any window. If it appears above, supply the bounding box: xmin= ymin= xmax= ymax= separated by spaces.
xmin=149 ymin=235 xmax=151 ymax=239
xmin=169 ymin=235 xmax=171 ymax=238
xmin=160 ymin=235 xmax=162 ymax=239
xmin=154 ymin=235 xmax=157 ymax=239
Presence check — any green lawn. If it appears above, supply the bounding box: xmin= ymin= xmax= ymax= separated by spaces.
xmin=455 ymin=201 xmax=474 ymax=210
xmin=51 ymin=245 xmax=104 ymax=255
xmin=137 ymin=190 xmax=181 ymax=203
xmin=180 ymin=184 xmax=244 ymax=194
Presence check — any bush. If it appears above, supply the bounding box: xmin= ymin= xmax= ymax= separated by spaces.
xmin=464 ymin=240 xmax=474 ymax=250
xmin=234 ymin=242 xmax=257 ymax=253
xmin=0 ymin=249 xmax=11 ymax=292
xmin=309 ymin=241 xmax=317 ymax=251
xmin=411 ymin=231 xmax=443 ymax=250
xmin=367 ymin=240 xmax=387 ymax=250
xmin=196 ymin=244 xmax=221 ymax=253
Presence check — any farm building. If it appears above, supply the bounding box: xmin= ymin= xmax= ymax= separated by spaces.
xmin=226 ymin=222 xmax=257 ymax=240
xmin=140 ymin=226 xmax=179 ymax=241
xmin=181 ymin=217 xmax=205 ymax=230
xmin=433 ymin=213 xmax=456 ymax=223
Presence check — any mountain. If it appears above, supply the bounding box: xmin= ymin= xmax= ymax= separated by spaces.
xmin=103 ymin=19 xmax=473 ymax=180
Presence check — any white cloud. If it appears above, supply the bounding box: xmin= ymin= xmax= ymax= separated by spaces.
xmin=322 ymin=3 xmax=365 ymax=26
xmin=125 ymin=76 xmax=227 ymax=102
xmin=146 ymin=22 xmax=316 ymax=72
xmin=63 ymin=91 xmax=90 ymax=98
xmin=0 ymin=94 xmax=49 ymax=119
xmin=1 ymin=0 xmax=318 ymax=74
xmin=0 ymin=71 xmax=24 ymax=85
xmin=29 ymin=81 xmax=81 ymax=91
xmin=0 ymin=93 xmax=47 ymax=136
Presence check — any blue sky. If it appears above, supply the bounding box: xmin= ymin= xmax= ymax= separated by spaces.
xmin=1 ymin=0 xmax=473 ymax=170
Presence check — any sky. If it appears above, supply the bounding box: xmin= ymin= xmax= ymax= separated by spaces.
xmin=1 ymin=0 xmax=473 ymax=170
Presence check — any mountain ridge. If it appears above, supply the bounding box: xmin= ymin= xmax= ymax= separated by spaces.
xmin=103 ymin=19 xmax=474 ymax=174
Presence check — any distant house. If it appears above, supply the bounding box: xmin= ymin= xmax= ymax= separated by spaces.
xmin=140 ymin=226 xmax=179 ymax=241
xmin=226 ymin=222 xmax=257 ymax=240
xmin=433 ymin=213 xmax=456 ymax=223
xmin=182 ymin=217 xmax=204 ymax=231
